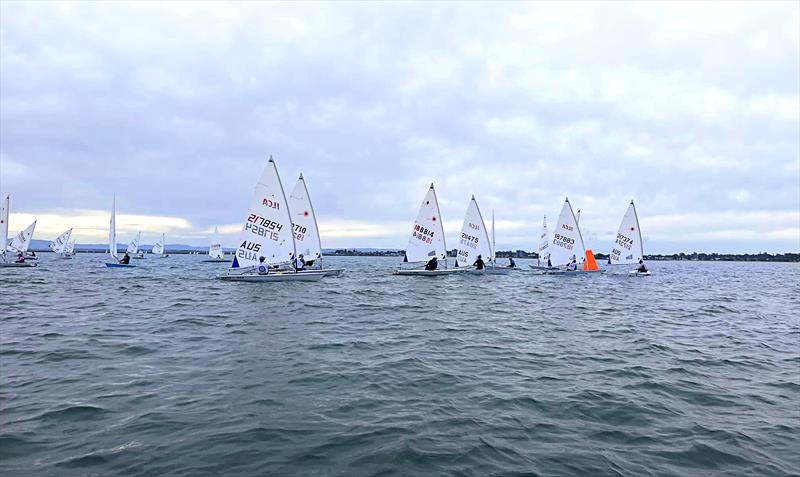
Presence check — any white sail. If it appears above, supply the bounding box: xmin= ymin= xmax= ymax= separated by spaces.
xmin=50 ymin=228 xmax=73 ymax=253
xmin=456 ymin=196 xmax=492 ymax=267
xmin=127 ymin=232 xmax=141 ymax=254
xmin=610 ymin=200 xmax=644 ymax=264
xmin=65 ymin=240 xmax=76 ymax=254
xmin=289 ymin=174 xmax=322 ymax=263
xmin=109 ymin=195 xmax=117 ymax=259
xmin=152 ymin=233 xmax=165 ymax=255
xmin=0 ymin=195 xmax=8 ymax=255
xmin=231 ymin=156 xmax=296 ymax=269
xmin=404 ymin=184 xmax=447 ymax=264
xmin=8 ymin=221 xmax=37 ymax=253
xmin=209 ymin=226 xmax=224 ymax=258
xmin=538 ymin=215 xmax=550 ymax=266
xmin=549 ymin=198 xmax=585 ymax=266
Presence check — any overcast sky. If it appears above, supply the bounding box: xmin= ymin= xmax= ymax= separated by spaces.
xmin=1 ymin=1 xmax=798 ymax=253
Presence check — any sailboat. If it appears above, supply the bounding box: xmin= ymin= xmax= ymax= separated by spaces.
xmin=64 ymin=240 xmax=76 ymax=258
xmin=289 ymin=173 xmax=345 ymax=277
xmin=219 ymin=156 xmax=325 ymax=282
xmin=128 ymin=232 xmax=145 ymax=259
xmin=530 ymin=215 xmax=554 ymax=270
xmin=152 ymin=233 xmax=168 ymax=258
xmin=545 ymin=198 xmax=603 ymax=275
xmin=0 ymin=195 xmax=38 ymax=267
xmin=393 ymin=184 xmax=463 ymax=276
xmin=105 ymin=195 xmax=135 ymax=268
xmin=455 ymin=196 xmax=509 ymax=275
xmin=202 ymin=226 xmax=228 ymax=262
xmin=50 ymin=228 xmax=73 ymax=258
xmin=609 ymin=200 xmax=648 ymax=276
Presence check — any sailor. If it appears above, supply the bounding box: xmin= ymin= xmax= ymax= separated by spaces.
xmin=119 ymin=252 xmax=130 ymax=265
xmin=424 ymin=256 xmax=438 ymax=271
xmin=15 ymin=252 xmax=25 ymax=263
xmin=637 ymin=259 xmax=648 ymax=273
xmin=473 ymin=254 xmax=485 ymax=270
xmin=566 ymin=256 xmax=577 ymax=271
xmin=295 ymin=254 xmax=306 ymax=271
xmin=547 ymin=257 xmax=552 ymax=267
xmin=257 ymin=256 xmax=269 ymax=275
xmin=508 ymin=257 xmax=516 ymax=268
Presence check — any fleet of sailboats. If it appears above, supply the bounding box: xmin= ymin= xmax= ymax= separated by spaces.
xmin=1 ymin=158 xmax=650 ymax=278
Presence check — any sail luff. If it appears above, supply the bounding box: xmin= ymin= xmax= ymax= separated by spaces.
xmin=632 ymin=200 xmax=644 ymax=259
xmin=272 ymin=158 xmax=297 ymax=267
xmin=301 ymin=175 xmax=324 ymax=268
xmin=431 ymin=185 xmax=447 ymax=268
xmin=0 ymin=195 xmax=9 ymax=255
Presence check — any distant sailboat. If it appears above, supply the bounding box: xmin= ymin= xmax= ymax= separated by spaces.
xmin=609 ymin=200 xmax=648 ymax=275
xmin=0 ymin=195 xmax=37 ymax=267
xmin=105 ymin=195 xmax=135 ymax=268
xmin=152 ymin=233 xmax=168 ymax=258
xmin=64 ymin=240 xmax=76 ymax=258
xmin=531 ymin=215 xmax=552 ymax=270
xmin=289 ymin=174 xmax=345 ymax=277
xmin=394 ymin=184 xmax=462 ymax=276
xmin=202 ymin=226 xmax=228 ymax=262
xmin=455 ymin=196 xmax=508 ymax=275
xmin=220 ymin=156 xmax=325 ymax=282
xmin=50 ymin=228 xmax=73 ymax=258
xmin=128 ymin=232 xmax=145 ymax=259
xmin=545 ymin=198 xmax=602 ymax=274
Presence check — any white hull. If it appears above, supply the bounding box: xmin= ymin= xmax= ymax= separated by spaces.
xmin=392 ymin=268 xmax=468 ymax=276
xmin=0 ymin=261 xmax=38 ymax=268
xmin=544 ymin=269 xmax=606 ymax=276
xmin=461 ymin=267 xmax=511 ymax=275
xmin=219 ymin=271 xmax=326 ymax=282
xmin=629 ymin=270 xmax=651 ymax=276
xmin=201 ymin=258 xmax=230 ymax=263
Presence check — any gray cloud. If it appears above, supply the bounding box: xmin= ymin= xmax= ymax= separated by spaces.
xmin=1 ymin=1 xmax=798 ymax=252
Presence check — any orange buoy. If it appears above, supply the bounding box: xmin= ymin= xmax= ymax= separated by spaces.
xmin=583 ymin=249 xmax=599 ymax=271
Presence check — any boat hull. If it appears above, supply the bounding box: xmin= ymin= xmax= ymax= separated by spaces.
xmin=629 ymin=270 xmax=651 ymax=277
xmin=219 ymin=271 xmax=325 ymax=282
xmin=105 ymin=263 xmax=136 ymax=268
xmin=0 ymin=261 xmax=38 ymax=268
xmin=544 ymin=269 xmax=606 ymax=276
xmin=462 ymin=268 xmax=511 ymax=275
xmin=392 ymin=268 xmax=468 ymax=276
xmin=201 ymin=258 xmax=230 ymax=263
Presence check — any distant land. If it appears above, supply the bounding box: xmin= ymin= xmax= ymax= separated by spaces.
xmin=25 ymin=240 xmax=799 ymax=262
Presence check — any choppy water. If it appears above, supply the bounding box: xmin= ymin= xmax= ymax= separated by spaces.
xmin=1 ymin=255 xmax=798 ymax=476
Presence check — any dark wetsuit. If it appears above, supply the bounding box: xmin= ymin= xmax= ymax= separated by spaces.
xmin=425 ymin=257 xmax=438 ymax=271
xmin=508 ymin=258 xmax=516 ymax=268
xmin=474 ymin=258 xmax=485 ymax=270
xmin=638 ymin=263 xmax=648 ymax=273
xmin=119 ymin=254 xmax=130 ymax=264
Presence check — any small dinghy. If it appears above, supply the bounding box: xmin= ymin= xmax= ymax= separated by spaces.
xmin=127 ymin=232 xmax=145 ymax=259
xmin=289 ymin=173 xmax=345 ymax=277
xmin=546 ymin=198 xmax=585 ymax=271
xmin=50 ymin=228 xmax=73 ymax=259
xmin=454 ymin=197 xmax=509 ymax=275
xmin=393 ymin=183 xmax=460 ymax=276
xmin=152 ymin=233 xmax=168 ymax=258
xmin=609 ymin=201 xmax=649 ymax=276
xmin=104 ymin=195 xmax=135 ymax=268
xmin=201 ymin=227 xmax=229 ymax=262
xmin=0 ymin=195 xmax=39 ymax=268
xmin=220 ymin=156 xmax=322 ymax=282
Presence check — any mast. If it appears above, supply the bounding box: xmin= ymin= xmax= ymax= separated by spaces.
xmin=632 ymin=200 xmax=644 ymax=259
xmin=491 ymin=208 xmax=496 ymax=267
xmin=0 ymin=195 xmax=9 ymax=256
xmin=270 ymin=156 xmax=297 ymax=269
xmin=299 ymin=172 xmax=324 ymax=269
xmin=430 ymin=183 xmax=447 ymax=268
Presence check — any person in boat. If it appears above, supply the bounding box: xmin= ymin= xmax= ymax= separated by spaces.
xmin=29 ymin=251 xmax=36 ymax=258
xmin=119 ymin=252 xmax=130 ymax=265
xmin=473 ymin=254 xmax=485 ymax=270
xmin=637 ymin=259 xmax=648 ymax=273
xmin=566 ymin=257 xmax=577 ymax=271
xmin=424 ymin=256 xmax=438 ymax=271
xmin=257 ymin=256 xmax=269 ymax=275
xmin=508 ymin=257 xmax=516 ymax=268
xmin=15 ymin=252 xmax=25 ymax=263
xmin=295 ymin=254 xmax=306 ymax=271
xmin=547 ymin=257 xmax=552 ymax=267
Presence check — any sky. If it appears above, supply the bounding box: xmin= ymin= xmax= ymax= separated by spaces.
xmin=1 ymin=1 xmax=798 ymax=253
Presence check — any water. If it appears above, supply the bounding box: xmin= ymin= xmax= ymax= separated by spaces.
xmin=1 ymin=255 xmax=798 ymax=476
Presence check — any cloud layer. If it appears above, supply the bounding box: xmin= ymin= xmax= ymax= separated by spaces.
xmin=1 ymin=1 xmax=798 ymax=252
